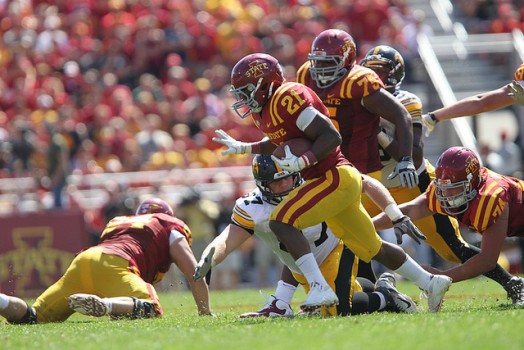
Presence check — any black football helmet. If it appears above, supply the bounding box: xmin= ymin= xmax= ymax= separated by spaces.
xmin=252 ymin=155 xmax=301 ymax=205
xmin=136 ymin=198 xmax=174 ymax=216
xmin=361 ymin=45 xmax=405 ymax=90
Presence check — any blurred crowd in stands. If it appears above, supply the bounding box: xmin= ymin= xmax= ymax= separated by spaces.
xmin=0 ymin=0 xmax=432 ymax=182
xmin=1 ymin=0 xmax=524 ymax=287
xmin=454 ymin=0 xmax=524 ymax=34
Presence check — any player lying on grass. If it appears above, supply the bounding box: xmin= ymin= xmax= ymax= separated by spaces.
xmin=373 ymin=146 xmax=524 ymax=305
xmin=0 ymin=198 xmax=211 ymax=324
xmin=194 ymin=155 xmax=418 ymax=316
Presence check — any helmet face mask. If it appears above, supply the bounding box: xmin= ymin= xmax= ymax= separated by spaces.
xmin=434 ymin=147 xmax=480 ymax=215
xmin=361 ymin=45 xmax=405 ymax=90
xmin=252 ymin=155 xmax=301 ymax=205
xmin=230 ymin=53 xmax=284 ymax=119
xmin=434 ymin=175 xmax=477 ymax=215
xmin=308 ymin=29 xmax=356 ymax=89
xmin=136 ymin=198 xmax=174 ymax=216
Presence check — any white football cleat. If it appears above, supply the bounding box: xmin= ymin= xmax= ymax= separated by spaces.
xmin=239 ymin=295 xmax=293 ymax=318
xmin=422 ymin=275 xmax=452 ymax=312
xmin=300 ymin=282 xmax=338 ymax=312
xmin=68 ymin=293 xmax=108 ymax=317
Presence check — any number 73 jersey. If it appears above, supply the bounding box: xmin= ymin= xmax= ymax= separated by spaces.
xmin=231 ymin=188 xmax=340 ymax=275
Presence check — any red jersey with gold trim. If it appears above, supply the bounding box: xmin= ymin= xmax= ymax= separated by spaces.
xmin=427 ymin=168 xmax=524 ymax=237
xmin=98 ymin=213 xmax=192 ymax=283
xmin=252 ymin=81 xmax=350 ymax=180
xmin=297 ymin=62 xmax=383 ymax=174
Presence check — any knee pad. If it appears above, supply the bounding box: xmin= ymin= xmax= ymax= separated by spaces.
xmin=131 ymin=297 xmax=157 ymax=319
xmin=11 ymin=303 xmax=37 ymax=324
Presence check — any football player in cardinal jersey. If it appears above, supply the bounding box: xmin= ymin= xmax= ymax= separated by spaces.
xmin=296 ymin=29 xmax=418 ymax=189
xmin=422 ymin=62 xmax=524 ymax=135
xmin=213 ymin=52 xmax=452 ymax=312
xmin=361 ymin=45 xmax=521 ymax=305
xmin=296 ymin=29 xmax=420 ymax=282
xmin=194 ymin=155 xmax=417 ymax=316
xmin=0 ymin=198 xmax=211 ymax=324
xmin=373 ymin=146 xmax=524 ymax=305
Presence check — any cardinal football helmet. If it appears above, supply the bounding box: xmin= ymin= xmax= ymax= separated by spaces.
xmin=361 ymin=45 xmax=405 ymax=90
xmin=434 ymin=147 xmax=481 ymax=215
xmin=308 ymin=29 xmax=356 ymax=88
xmin=252 ymin=155 xmax=301 ymax=205
xmin=514 ymin=63 xmax=524 ymax=81
xmin=230 ymin=53 xmax=285 ymax=119
xmin=136 ymin=198 xmax=174 ymax=216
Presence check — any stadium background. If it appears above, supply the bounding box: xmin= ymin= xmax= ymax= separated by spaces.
xmin=0 ymin=0 xmax=523 ymax=297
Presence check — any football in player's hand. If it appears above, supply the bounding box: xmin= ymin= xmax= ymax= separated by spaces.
xmin=273 ymin=138 xmax=313 ymax=159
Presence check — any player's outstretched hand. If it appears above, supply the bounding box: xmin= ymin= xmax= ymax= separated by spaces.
xmin=508 ymin=80 xmax=524 ymax=106
xmin=421 ymin=113 xmax=438 ymax=137
xmin=393 ymin=216 xmax=426 ymax=245
xmin=212 ymin=129 xmax=250 ymax=155
xmin=194 ymin=247 xmax=215 ymax=281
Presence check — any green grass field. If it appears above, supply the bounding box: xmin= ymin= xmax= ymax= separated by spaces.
xmin=2 ymin=277 xmax=524 ymax=350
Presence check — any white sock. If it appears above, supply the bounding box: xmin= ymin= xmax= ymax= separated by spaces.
xmin=102 ymin=298 xmax=113 ymax=314
xmin=296 ymin=253 xmax=328 ymax=287
xmin=0 ymin=293 xmax=9 ymax=310
xmin=274 ymin=280 xmax=297 ymax=305
xmin=394 ymin=255 xmax=432 ymax=289
xmin=373 ymin=291 xmax=387 ymax=310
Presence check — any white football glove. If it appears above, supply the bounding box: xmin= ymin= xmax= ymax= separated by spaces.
xmin=212 ymin=129 xmax=251 ymax=155
xmin=193 ymin=247 xmax=215 ymax=281
xmin=387 ymin=156 xmax=418 ymax=189
xmin=421 ymin=113 xmax=438 ymax=137
xmin=271 ymin=145 xmax=310 ymax=173
xmin=392 ymin=216 xmax=426 ymax=245
xmin=508 ymin=80 xmax=524 ymax=106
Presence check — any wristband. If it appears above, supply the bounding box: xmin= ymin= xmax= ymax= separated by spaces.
xmin=301 ymin=150 xmax=318 ymax=167
xmin=428 ymin=112 xmax=438 ymax=122
xmin=377 ymin=130 xmax=394 ymax=148
xmin=384 ymin=203 xmax=404 ymax=222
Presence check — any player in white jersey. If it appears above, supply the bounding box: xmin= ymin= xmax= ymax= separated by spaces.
xmin=361 ymin=46 xmax=520 ymax=303
xmin=194 ymin=155 xmax=418 ymax=317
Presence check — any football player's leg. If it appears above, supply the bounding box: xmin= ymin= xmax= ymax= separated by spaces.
xmin=86 ymin=252 xmax=163 ymax=318
xmin=32 ymin=253 xmax=88 ymax=323
xmin=0 ymin=293 xmax=37 ymax=324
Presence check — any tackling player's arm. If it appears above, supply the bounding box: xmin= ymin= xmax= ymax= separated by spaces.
xmin=362 ymin=174 xmax=426 ymax=244
xmin=431 ymin=86 xmax=514 ymax=122
xmin=170 ymin=236 xmax=212 ymax=315
xmin=437 ymin=205 xmax=509 ymax=282
xmin=372 ymin=193 xmax=433 ymax=230
xmin=194 ymin=223 xmax=252 ymax=282
xmin=203 ymin=224 xmax=252 ymax=267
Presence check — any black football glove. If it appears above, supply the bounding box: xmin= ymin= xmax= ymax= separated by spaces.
xmin=392 ymin=216 xmax=426 ymax=245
